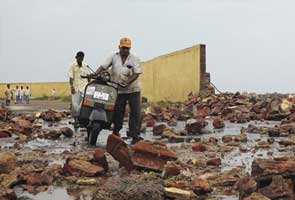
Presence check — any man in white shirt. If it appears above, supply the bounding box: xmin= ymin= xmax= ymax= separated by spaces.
xmin=96 ymin=38 xmax=142 ymax=143
xmin=68 ymin=51 xmax=91 ymax=121
xmin=24 ymin=86 xmax=31 ymax=104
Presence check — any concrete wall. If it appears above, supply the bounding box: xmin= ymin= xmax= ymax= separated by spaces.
xmin=0 ymin=82 xmax=70 ymax=98
xmin=0 ymin=45 xmax=204 ymax=102
xmin=141 ymin=45 xmax=202 ymax=102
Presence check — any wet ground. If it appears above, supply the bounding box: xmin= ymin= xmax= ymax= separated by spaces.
xmin=1 ymin=102 xmax=293 ymax=200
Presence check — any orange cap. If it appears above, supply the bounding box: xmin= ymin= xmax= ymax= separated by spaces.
xmin=119 ymin=37 xmax=132 ymax=48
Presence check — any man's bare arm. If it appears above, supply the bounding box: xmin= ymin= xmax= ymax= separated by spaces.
xmin=69 ymin=78 xmax=75 ymax=94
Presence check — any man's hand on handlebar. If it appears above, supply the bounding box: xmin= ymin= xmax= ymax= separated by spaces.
xmin=118 ymin=81 xmax=128 ymax=88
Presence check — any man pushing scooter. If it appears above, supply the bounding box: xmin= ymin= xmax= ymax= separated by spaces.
xmin=95 ymin=37 xmax=143 ymax=144
xmin=69 ymin=38 xmax=143 ymax=145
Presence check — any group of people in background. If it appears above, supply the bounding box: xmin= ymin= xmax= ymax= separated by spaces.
xmin=4 ymin=84 xmax=31 ymax=106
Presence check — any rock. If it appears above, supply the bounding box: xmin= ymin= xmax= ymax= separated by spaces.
xmin=106 ymin=134 xmax=134 ymax=171
xmin=60 ymin=127 xmax=73 ymax=138
xmin=239 ymin=145 xmax=249 ymax=152
xmin=132 ymin=141 xmax=177 ymax=160
xmin=162 ymin=128 xmax=178 ymax=139
xmin=41 ymin=109 xmax=65 ymax=121
xmin=238 ymin=177 xmax=257 ymax=199
xmin=237 ymin=113 xmax=248 ymax=123
xmin=63 ymin=158 xmax=105 ymax=177
xmin=267 ymin=137 xmax=275 ymax=144
xmin=131 ymin=141 xmax=177 ymax=171
xmin=222 ymin=135 xmax=233 ymax=143
xmin=13 ymin=119 xmax=32 ymax=135
xmin=162 ymin=162 xmax=181 ymax=178
xmin=0 ymin=108 xmax=9 ymax=121
xmin=76 ymin=178 xmax=97 ymax=185
xmin=44 ymin=164 xmax=63 ymax=177
xmin=255 ymin=141 xmax=270 ymax=149
xmin=0 ymin=174 xmax=18 ymax=188
xmin=0 ymin=152 xmax=16 ymax=173
xmin=243 ymin=192 xmax=271 ymax=200
xmin=213 ymin=118 xmax=225 ymax=129
xmin=167 ymin=119 xmax=178 ymax=127
xmin=233 ymin=133 xmax=248 ymax=142
xmin=192 ymin=143 xmax=206 ymax=152
xmin=258 ymin=175 xmax=294 ymax=199
xmin=93 ymin=148 xmax=108 ymax=172
xmin=191 ymin=178 xmax=212 ymax=194
xmin=0 ymin=129 xmax=11 ymax=138
xmin=164 ymin=187 xmax=197 ymax=199
xmin=146 ymin=119 xmax=156 ymax=127
xmin=0 ymin=188 xmax=16 ymax=200
xmin=131 ymin=153 xmax=168 ymax=171
xmin=206 ymin=158 xmax=221 ymax=166
xmin=251 ymin=157 xmax=295 ymax=178
xmin=152 ymin=124 xmax=167 ymax=136
xmin=208 ymin=137 xmax=218 ymax=144
xmin=278 ymin=140 xmax=293 ymax=146
xmin=20 ymin=173 xmax=52 ymax=186
xmin=44 ymin=130 xmax=62 ymax=139
xmin=207 ymin=158 xmax=221 ymax=166
xmin=268 ymin=127 xmax=281 ymax=137
xmin=185 ymin=118 xmax=207 ymax=134
xmin=207 ymin=169 xmax=242 ymax=187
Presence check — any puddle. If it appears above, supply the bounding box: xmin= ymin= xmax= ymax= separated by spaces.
xmin=15 ymin=186 xmax=74 ymax=200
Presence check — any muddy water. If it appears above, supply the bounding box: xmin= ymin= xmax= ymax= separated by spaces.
xmin=1 ymin=118 xmax=290 ymax=200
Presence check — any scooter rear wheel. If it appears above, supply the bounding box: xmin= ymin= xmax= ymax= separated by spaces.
xmin=88 ymin=122 xmax=101 ymax=146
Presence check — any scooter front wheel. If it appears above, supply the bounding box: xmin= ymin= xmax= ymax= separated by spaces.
xmin=88 ymin=122 xmax=101 ymax=146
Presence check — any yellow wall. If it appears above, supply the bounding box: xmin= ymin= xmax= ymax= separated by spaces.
xmin=0 ymin=82 xmax=70 ymax=98
xmin=141 ymin=45 xmax=201 ymax=102
xmin=0 ymin=45 xmax=202 ymax=102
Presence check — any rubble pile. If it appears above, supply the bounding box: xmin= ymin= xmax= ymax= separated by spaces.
xmin=0 ymin=93 xmax=294 ymax=199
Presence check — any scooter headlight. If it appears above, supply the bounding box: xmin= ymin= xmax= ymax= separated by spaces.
xmin=101 ymin=72 xmax=111 ymax=82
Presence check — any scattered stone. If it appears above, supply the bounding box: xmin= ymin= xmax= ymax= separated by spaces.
xmin=0 ymin=174 xmax=18 ymax=188
xmin=162 ymin=162 xmax=181 ymax=178
xmin=106 ymin=134 xmax=134 ymax=171
xmin=251 ymin=157 xmax=295 ymax=178
xmin=192 ymin=143 xmax=206 ymax=152
xmin=191 ymin=178 xmax=212 ymax=194
xmin=208 ymin=137 xmax=218 ymax=144
xmin=222 ymin=135 xmax=233 ymax=143
xmin=20 ymin=173 xmax=52 ymax=186
xmin=0 ymin=108 xmax=9 ymax=121
xmin=60 ymin=127 xmax=73 ymax=138
xmin=259 ymin=175 xmax=294 ymax=199
xmin=146 ymin=119 xmax=156 ymax=127
xmin=0 ymin=152 xmax=16 ymax=173
xmin=44 ymin=130 xmax=62 ymax=139
xmin=152 ymin=124 xmax=167 ymax=136
xmin=206 ymin=158 xmax=221 ymax=166
xmin=76 ymin=178 xmax=97 ymax=185
xmin=243 ymin=192 xmax=271 ymax=200
xmin=93 ymin=148 xmax=108 ymax=172
xmin=238 ymin=177 xmax=257 ymax=199
xmin=63 ymin=158 xmax=105 ymax=177
xmin=0 ymin=188 xmax=16 ymax=200
xmin=185 ymin=118 xmax=207 ymax=134
xmin=0 ymin=129 xmax=11 ymax=138
xmin=131 ymin=141 xmax=177 ymax=171
xmin=164 ymin=187 xmax=197 ymax=199
xmin=41 ymin=109 xmax=65 ymax=121
xmin=213 ymin=118 xmax=225 ymax=129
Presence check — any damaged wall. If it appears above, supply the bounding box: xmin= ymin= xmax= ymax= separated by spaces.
xmin=141 ymin=45 xmax=203 ymax=102
xmin=0 ymin=45 xmax=205 ymax=102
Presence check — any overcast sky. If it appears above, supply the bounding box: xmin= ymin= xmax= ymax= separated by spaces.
xmin=0 ymin=0 xmax=294 ymax=93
